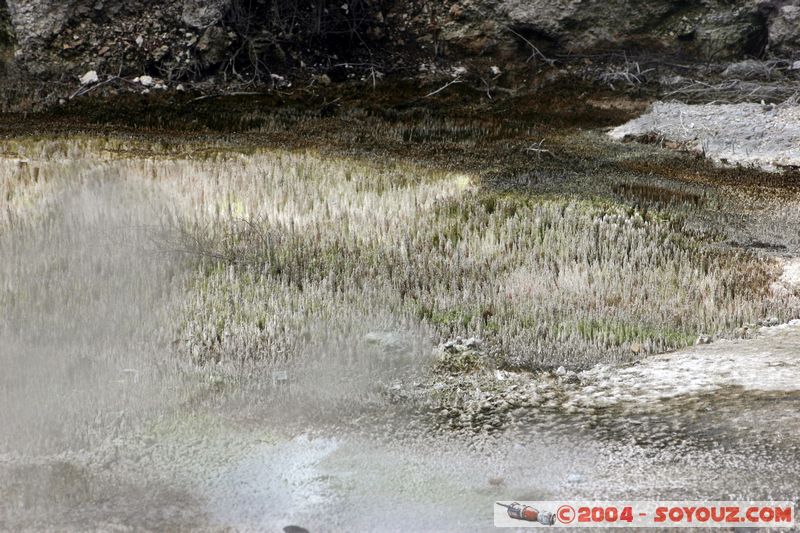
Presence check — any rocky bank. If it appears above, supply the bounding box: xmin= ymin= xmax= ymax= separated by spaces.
xmin=0 ymin=0 xmax=799 ymax=94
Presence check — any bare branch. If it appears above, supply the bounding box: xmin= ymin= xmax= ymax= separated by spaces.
xmin=425 ymin=79 xmax=463 ymax=98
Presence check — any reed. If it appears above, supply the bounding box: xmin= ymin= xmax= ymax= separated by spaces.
xmin=2 ymin=137 xmax=798 ymax=393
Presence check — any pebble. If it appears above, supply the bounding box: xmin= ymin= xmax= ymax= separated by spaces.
xmin=79 ymin=70 xmax=99 ymax=85
xmin=696 ymin=334 xmax=712 ymax=345
xmin=566 ymin=473 xmax=585 ymax=483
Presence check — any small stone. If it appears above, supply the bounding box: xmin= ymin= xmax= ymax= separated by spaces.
xmin=566 ymin=473 xmax=584 ymax=483
xmin=464 ymin=337 xmax=481 ymax=348
xmin=80 ymin=70 xmax=99 ymax=85
xmin=138 ymin=75 xmax=154 ymax=87
xmin=153 ymin=45 xmax=170 ymax=60
xmin=696 ymin=334 xmax=712 ymax=345
xmin=722 ymin=60 xmax=771 ymax=80
xmin=367 ymin=26 xmax=385 ymax=40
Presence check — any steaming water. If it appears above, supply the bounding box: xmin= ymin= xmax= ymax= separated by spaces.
xmin=205 ymin=435 xmax=339 ymax=529
xmin=1 ymin=146 xmax=800 ymax=531
xmin=0 ymin=179 xmax=188 ymax=455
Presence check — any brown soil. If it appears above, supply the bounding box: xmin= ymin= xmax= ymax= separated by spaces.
xmin=1 ymin=73 xmax=798 ymax=251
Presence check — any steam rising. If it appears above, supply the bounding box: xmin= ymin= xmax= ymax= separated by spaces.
xmin=1 ymin=172 xmax=187 ymax=455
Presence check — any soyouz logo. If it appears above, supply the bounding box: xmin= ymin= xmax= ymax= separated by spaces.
xmin=494 ymin=501 xmax=795 ymax=528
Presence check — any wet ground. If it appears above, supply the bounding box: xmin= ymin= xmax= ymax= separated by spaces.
xmin=2 ymin=85 xmax=800 ymax=531
xmin=4 ymin=328 xmax=800 ymax=532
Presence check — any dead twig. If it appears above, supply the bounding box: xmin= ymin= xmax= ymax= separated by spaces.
xmin=525 ymin=139 xmax=554 ymax=159
xmin=189 ymin=91 xmax=263 ymax=103
xmin=501 ymin=24 xmax=555 ymax=65
xmin=425 ymin=79 xmax=463 ymax=98
xmin=662 ymin=79 xmax=800 ymax=104
xmin=69 ymin=75 xmax=121 ymax=100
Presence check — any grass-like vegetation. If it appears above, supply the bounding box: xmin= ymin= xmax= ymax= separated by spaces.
xmin=2 ymin=136 xmax=799 ymax=402
xmin=162 ymin=149 xmax=797 ymax=370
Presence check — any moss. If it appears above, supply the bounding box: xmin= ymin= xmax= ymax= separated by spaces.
xmin=574 ymin=318 xmax=695 ymax=348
